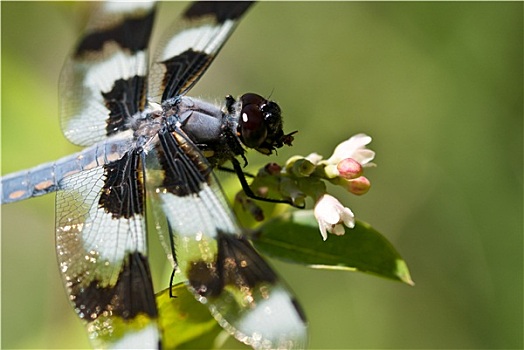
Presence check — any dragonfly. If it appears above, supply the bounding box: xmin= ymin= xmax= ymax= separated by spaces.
xmin=1 ymin=1 xmax=307 ymax=349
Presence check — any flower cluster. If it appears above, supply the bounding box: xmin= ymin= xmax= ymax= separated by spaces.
xmin=237 ymin=134 xmax=376 ymax=241
xmin=303 ymin=134 xmax=375 ymax=240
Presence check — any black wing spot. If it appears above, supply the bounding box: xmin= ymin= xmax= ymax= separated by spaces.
xmin=75 ymin=10 xmax=156 ymax=57
xmin=184 ymin=1 xmax=254 ymax=23
xmin=102 ymin=75 xmax=147 ymax=136
xmin=156 ymin=130 xmax=212 ymax=196
xmin=161 ymin=49 xmax=213 ymax=101
xmin=187 ymin=232 xmax=278 ymax=298
xmin=71 ymin=252 xmax=157 ymax=321
xmin=99 ymin=151 xmax=144 ymax=219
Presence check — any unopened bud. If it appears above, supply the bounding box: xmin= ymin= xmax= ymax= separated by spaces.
xmin=264 ymin=162 xmax=282 ymax=176
xmin=347 ymin=176 xmax=371 ymax=195
xmin=337 ymin=158 xmax=363 ymax=179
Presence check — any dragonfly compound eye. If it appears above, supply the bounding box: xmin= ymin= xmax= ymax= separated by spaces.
xmin=238 ymin=93 xmax=269 ymax=149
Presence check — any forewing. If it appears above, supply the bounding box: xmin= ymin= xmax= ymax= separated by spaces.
xmin=148 ymin=1 xmax=254 ymax=102
xmin=56 ymin=150 xmax=161 ymax=348
xmin=145 ymin=129 xmax=308 ymax=349
xmin=59 ymin=2 xmax=157 ymax=146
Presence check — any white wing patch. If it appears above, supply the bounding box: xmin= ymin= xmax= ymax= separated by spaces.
xmin=231 ymin=286 xmax=308 ymax=349
xmin=160 ymin=20 xmax=235 ymax=61
xmin=60 ymin=50 xmax=147 ymax=146
xmin=84 ymin=50 xmax=147 ymax=93
xmin=56 ymin=165 xmax=146 ymax=285
xmin=102 ymin=1 xmax=156 ymax=14
xmin=159 ymin=184 xmax=237 ymax=239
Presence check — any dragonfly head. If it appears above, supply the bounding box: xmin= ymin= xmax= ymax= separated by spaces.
xmin=237 ymin=93 xmax=295 ymax=155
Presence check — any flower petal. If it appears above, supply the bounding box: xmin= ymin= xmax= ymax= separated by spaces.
xmin=317 ymin=222 xmax=329 ymax=241
xmin=328 ymin=134 xmax=373 ymax=164
xmin=314 ymin=196 xmax=341 ymax=224
xmin=332 ymin=224 xmax=346 ymax=236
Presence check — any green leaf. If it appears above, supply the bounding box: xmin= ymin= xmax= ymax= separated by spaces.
xmin=252 ymin=210 xmax=414 ymax=285
xmin=157 ymin=283 xmax=225 ymax=349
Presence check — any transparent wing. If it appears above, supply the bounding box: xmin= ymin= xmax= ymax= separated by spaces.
xmin=59 ymin=1 xmax=157 ymax=146
xmin=145 ymin=128 xmax=308 ymax=349
xmin=148 ymin=1 xmax=254 ymax=102
xmin=56 ymin=150 xmax=161 ymax=348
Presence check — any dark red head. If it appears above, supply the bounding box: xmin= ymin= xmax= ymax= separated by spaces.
xmin=237 ymin=93 xmax=295 ymax=155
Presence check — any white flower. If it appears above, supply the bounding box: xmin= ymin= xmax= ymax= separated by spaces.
xmin=327 ymin=133 xmax=376 ymax=167
xmin=313 ymin=194 xmax=355 ymax=241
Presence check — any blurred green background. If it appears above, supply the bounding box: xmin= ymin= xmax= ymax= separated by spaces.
xmin=1 ymin=2 xmax=522 ymax=349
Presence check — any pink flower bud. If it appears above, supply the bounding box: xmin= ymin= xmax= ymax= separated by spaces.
xmin=264 ymin=162 xmax=282 ymax=175
xmin=347 ymin=176 xmax=371 ymax=195
xmin=337 ymin=158 xmax=363 ymax=179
